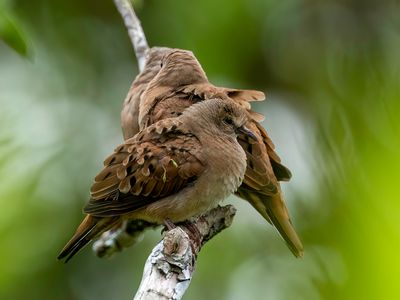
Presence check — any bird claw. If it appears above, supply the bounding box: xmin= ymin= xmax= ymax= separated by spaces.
xmin=163 ymin=218 xmax=176 ymax=231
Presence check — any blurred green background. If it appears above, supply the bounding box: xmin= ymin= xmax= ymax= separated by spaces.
xmin=1 ymin=0 xmax=399 ymax=299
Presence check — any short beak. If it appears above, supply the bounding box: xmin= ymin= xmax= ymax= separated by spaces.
xmin=236 ymin=125 xmax=258 ymax=141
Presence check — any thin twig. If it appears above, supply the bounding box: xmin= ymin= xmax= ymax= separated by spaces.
xmin=113 ymin=0 xmax=149 ymax=71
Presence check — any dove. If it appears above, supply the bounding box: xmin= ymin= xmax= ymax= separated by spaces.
xmin=121 ymin=47 xmax=265 ymax=136
xmin=121 ymin=47 xmax=173 ymax=140
xmin=58 ymin=99 xmax=254 ymax=262
xmin=120 ymin=48 xmax=303 ymax=257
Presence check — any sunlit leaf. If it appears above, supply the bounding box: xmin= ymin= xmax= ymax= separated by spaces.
xmin=0 ymin=9 xmax=29 ymax=57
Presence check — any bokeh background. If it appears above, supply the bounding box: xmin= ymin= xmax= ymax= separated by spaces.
xmin=1 ymin=0 xmax=399 ymax=299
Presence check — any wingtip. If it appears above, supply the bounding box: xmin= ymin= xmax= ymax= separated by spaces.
xmin=57 ymin=250 xmax=73 ymax=263
xmin=57 ymin=236 xmax=91 ymax=263
xmin=57 ymin=247 xmax=68 ymax=261
xmin=249 ymin=110 xmax=265 ymax=122
xmin=284 ymin=233 xmax=304 ymax=258
xmin=252 ymin=90 xmax=266 ymax=101
xmin=292 ymin=246 xmax=305 ymax=258
xmin=57 ymin=246 xmax=74 ymax=263
xmin=242 ymin=90 xmax=266 ymax=102
xmin=57 ymin=215 xmax=99 ymax=263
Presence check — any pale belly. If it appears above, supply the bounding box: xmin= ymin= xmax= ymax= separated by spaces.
xmin=128 ymin=170 xmax=240 ymax=224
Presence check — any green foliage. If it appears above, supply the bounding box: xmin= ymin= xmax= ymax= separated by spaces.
xmin=0 ymin=6 xmax=29 ymax=57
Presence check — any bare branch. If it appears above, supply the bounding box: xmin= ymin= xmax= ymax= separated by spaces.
xmin=133 ymin=205 xmax=237 ymax=300
xmin=113 ymin=0 xmax=149 ymax=71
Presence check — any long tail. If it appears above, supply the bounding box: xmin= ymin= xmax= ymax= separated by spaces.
xmin=57 ymin=215 xmax=117 ymax=263
xmin=237 ymin=189 xmax=304 ymax=257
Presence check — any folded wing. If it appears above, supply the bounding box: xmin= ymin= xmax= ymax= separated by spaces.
xmin=85 ymin=120 xmax=205 ymax=217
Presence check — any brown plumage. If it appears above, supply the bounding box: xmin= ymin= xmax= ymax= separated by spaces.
xmin=121 ymin=47 xmax=173 ymax=139
xmin=58 ymin=100 xmax=253 ymax=262
xmin=121 ymin=48 xmax=303 ymax=257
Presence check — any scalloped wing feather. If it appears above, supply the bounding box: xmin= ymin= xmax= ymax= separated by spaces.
xmin=86 ymin=120 xmax=205 ymax=217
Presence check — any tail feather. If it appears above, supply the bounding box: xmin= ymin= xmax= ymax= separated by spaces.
xmin=58 ymin=215 xmax=117 ymax=262
xmin=266 ymin=192 xmax=304 ymax=257
xmin=237 ymin=189 xmax=304 ymax=257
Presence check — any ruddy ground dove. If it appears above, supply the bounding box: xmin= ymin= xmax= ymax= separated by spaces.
xmin=120 ymin=48 xmax=304 ymax=257
xmin=58 ymin=99 xmax=254 ymax=262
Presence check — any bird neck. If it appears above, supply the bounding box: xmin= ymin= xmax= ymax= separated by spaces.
xmin=198 ymin=131 xmax=247 ymax=197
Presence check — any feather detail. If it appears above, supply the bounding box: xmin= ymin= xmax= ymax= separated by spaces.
xmin=118 ymin=47 xmax=302 ymax=257
xmin=84 ymin=118 xmax=206 ymax=218
xmin=57 ymin=215 xmax=119 ymax=262
xmin=236 ymin=188 xmax=304 ymax=258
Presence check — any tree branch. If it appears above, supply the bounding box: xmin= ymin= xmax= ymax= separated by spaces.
xmin=133 ymin=205 xmax=236 ymax=300
xmin=113 ymin=0 xmax=149 ymax=71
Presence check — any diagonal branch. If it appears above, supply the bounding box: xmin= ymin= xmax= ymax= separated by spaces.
xmin=113 ymin=0 xmax=149 ymax=71
xmin=133 ymin=205 xmax=236 ymax=300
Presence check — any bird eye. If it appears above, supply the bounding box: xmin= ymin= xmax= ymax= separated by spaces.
xmin=224 ymin=117 xmax=234 ymax=125
xmin=160 ymin=62 xmax=163 ymax=67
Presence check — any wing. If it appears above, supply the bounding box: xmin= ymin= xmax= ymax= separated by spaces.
xmin=255 ymin=122 xmax=292 ymax=181
xmin=222 ymin=87 xmax=265 ymax=109
xmin=236 ymin=186 xmax=304 ymax=257
xmin=236 ymin=121 xmax=303 ymax=257
xmin=139 ymin=85 xmax=175 ymax=129
xmin=179 ymin=84 xmax=266 ymax=122
xmin=121 ymin=79 xmax=148 ymax=140
xmin=237 ymin=121 xmax=278 ymax=197
xmin=139 ymin=82 xmax=290 ymax=183
xmin=84 ymin=120 xmax=205 ymax=217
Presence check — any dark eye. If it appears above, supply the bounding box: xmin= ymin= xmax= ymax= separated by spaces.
xmin=224 ymin=117 xmax=234 ymax=125
xmin=160 ymin=62 xmax=163 ymax=67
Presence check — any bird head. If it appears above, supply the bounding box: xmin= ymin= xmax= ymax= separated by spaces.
xmin=135 ymin=47 xmax=173 ymax=84
xmin=153 ymin=49 xmax=208 ymax=87
xmin=183 ymin=99 xmax=257 ymax=141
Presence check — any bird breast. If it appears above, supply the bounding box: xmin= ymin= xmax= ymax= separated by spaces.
xmin=200 ymin=136 xmax=247 ymax=198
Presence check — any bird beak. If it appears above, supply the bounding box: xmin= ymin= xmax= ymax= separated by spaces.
xmin=237 ymin=126 xmax=258 ymax=141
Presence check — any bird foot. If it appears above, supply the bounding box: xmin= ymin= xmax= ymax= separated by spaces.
xmin=163 ymin=218 xmax=176 ymax=231
xmin=180 ymin=220 xmax=202 ymax=256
